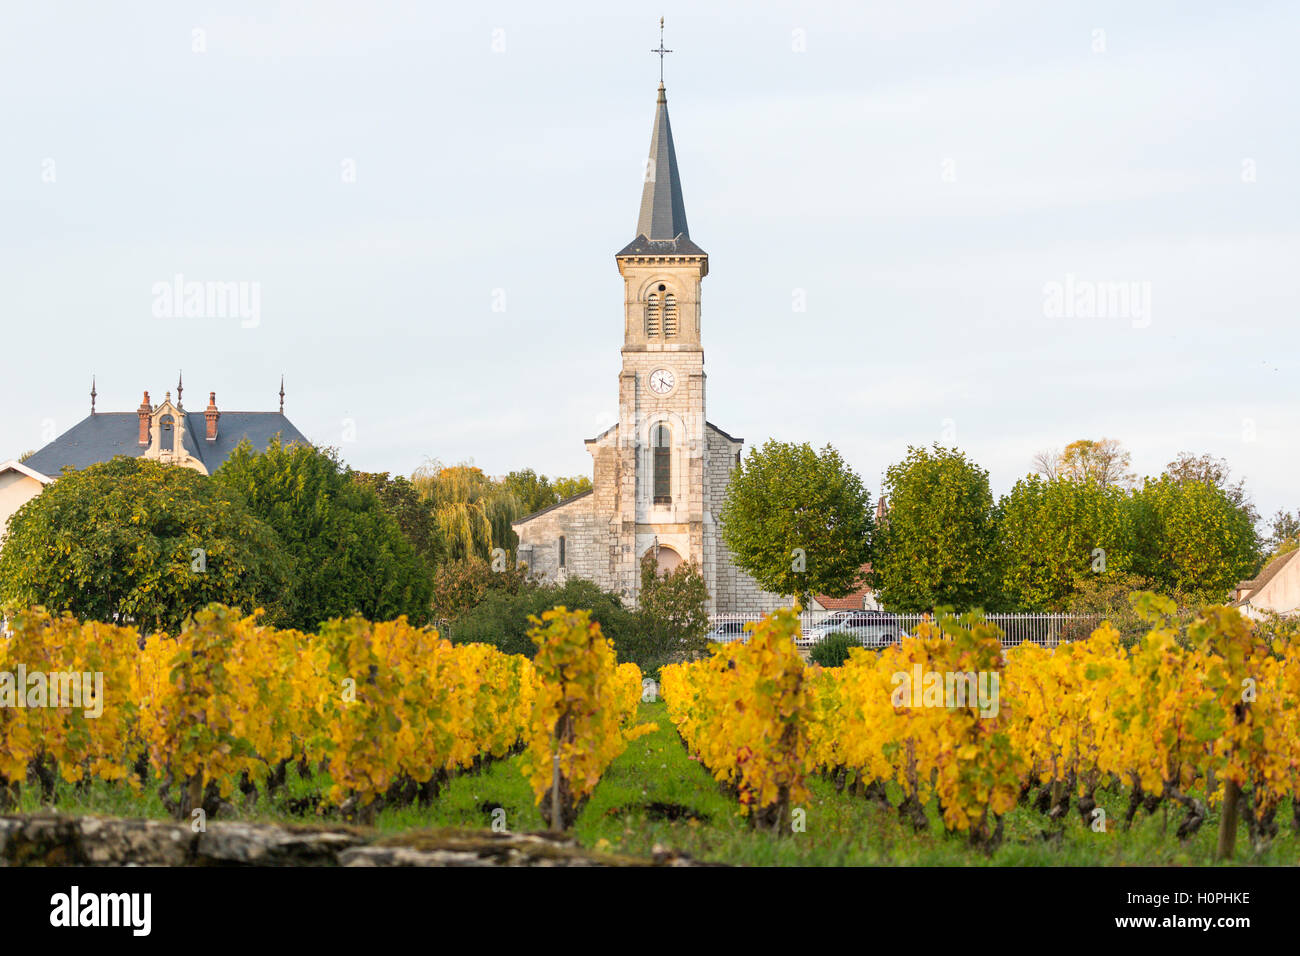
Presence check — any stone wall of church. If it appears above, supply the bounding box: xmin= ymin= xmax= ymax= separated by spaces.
xmin=514 ymin=494 xmax=608 ymax=589
xmin=705 ymin=427 xmax=790 ymax=616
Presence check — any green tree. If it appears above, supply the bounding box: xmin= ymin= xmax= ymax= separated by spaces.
xmin=632 ymin=550 xmax=712 ymax=676
xmin=501 ymin=469 xmax=556 ymax=516
xmin=502 ymin=469 xmax=593 ymax=516
xmin=1165 ymin=451 xmax=1258 ymax=526
xmin=429 ymin=554 xmax=532 ymax=623
xmin=1263 ymin=508 xmax=1299 ymax=560
xmin=351 ymin=471 xmax=445 ymax=567
xmin=718 ymin=440 xmax=872 ymax=605
xmin=214 ymin=439 xmax=432 ymax=629
xmin=997 ymin=475 xmax=1132 ymax=610
xmin=0 ymin=457 xmax=290 ymax=632
xmin=551 ymin=475 xmax=592 ymax=501
xmin=411 ymin=459 xmax=521 ymax=561
xmin=1128 ymin=475 xmax=1259 ymax=603
xmin=871 ymin=444 xmax=999 ymax=612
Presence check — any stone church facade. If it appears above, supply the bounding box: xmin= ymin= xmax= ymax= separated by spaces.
xmin=513 ymin=82 xmax=786 ymax=615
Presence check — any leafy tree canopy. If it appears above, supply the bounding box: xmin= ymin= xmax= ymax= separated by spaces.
xmin=214 ymin=439 xmax=432 ymax=629
xmin=871 ymin=444 xmax=998 ymax=612
xmin=1127 ymin=474 xmax=1259 ymax=603
xmin=411 ymin=459 xmax=520 ymax=562
xmin=501 ymin=469 xmax=592 ymax=517
xmin=1164 ymin=451 xmax=1258 ymax=526
xmin=719 ymin=440 xmax=872 ymax=605
xmin=997 ymin=475 xmax=1132 ymax=610
xmin=1264 ymin=508 xmax=1300 ymax=560
xmin=351 ymin=471 xmax=445 ymax=567
xmin=0 ymin=456 xmax=291 ymax=633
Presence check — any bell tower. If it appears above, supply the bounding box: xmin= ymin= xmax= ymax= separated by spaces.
xmin=601 ymin=77 xmax=712 ymax=601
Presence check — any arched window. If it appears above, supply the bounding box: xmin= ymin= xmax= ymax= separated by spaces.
xmin=663 ymin=294 xmax=678 ymax=337
xmin=645 ymin=293 xmax=661 ymax=337
xmin=652 ymin=423 xmax=672 ymax=504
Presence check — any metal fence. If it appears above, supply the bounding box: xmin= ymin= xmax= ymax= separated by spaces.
xmin=707 ymin=611 xmax=1104 ymax=650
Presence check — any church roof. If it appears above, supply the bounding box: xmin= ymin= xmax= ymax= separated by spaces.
xmin=626 ymin=83 xmax=700 ymax=251
xmin=615 ymin=234 xmax=708 ymax=259
xmin=706 ymin=422 xmax=743 ymax=444
xmin=513 ymin=489 xmax=594 ymax=527
xmin=22 ymin=410 xmax=310 ymax=478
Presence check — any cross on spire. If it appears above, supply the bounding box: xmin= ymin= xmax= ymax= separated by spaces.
xmin=651 ymin=16 xmax=671 ymax=84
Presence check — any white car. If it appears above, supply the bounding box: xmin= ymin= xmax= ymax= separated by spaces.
xmin=801 ymin=611 xmax=904 ymax=649
xmin=706 ymin=620 xmax=749 ymax=643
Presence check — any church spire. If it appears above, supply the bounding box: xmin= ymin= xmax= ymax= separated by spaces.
xmin=635 ymin=43 xmax=689 ymax=241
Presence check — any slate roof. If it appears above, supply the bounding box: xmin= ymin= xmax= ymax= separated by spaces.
xmin=706 ymin=422 xmax=742 ymax=444
xmin=615 ymin=234 xmax=708 ymax=259
xmin=23 ymin=410 xmax=311 ymax=478
xmin=625 ymin=83 xmax=702 ymax=253
xmin=513 ymin=489 xmax=594 ymax=527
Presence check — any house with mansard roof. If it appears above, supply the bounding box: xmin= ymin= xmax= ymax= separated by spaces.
xmin=0 ymin=378 xmax=309 ymax=542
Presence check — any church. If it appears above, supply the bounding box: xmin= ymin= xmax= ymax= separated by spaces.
xmin=512 ymin=79 xmax=786 ymax=616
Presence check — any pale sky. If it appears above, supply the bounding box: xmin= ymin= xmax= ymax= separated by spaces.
xmin=3 ymin=1 xmax=1296 ymax=523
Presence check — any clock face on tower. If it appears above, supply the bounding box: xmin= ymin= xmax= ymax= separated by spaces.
xmin=648 ymin=368 xmax=675 ymax=395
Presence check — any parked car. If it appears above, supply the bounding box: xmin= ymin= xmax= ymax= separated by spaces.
xmin=801 ymin=611 xmax=902 ymax=649
xmin=706 ymin=620 xmax=749 ymax=643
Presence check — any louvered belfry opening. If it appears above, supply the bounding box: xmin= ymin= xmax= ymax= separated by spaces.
xmin=663 ymin=294 xmax=678 ymax=337
xmin=652 ymin=423 xmax=672 ymax=504
xmin=646 ymin=293 xmax=661 ymax=337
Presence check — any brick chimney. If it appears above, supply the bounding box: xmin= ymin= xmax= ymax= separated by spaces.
xmin=137 ymin=391 xmax=152 ymax=446
xmin=205 ymin=392 xmax=220 ymax=441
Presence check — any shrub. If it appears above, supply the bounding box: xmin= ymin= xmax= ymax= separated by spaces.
xmin=631 ymin=551 xmax=712 ymax=679
xmin=809 ymin=632 xmax=859 ymax=667
xmin=429 ymin=555 xmax=531 ymax=624
xmin=448 ymin=577 xmax=639 ymax=661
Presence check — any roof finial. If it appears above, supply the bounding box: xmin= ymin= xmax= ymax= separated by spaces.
xmin=176 ymin=369 xmax=183 ymax=406
xmin=279 ymin=374 xmax=285 ymax=414
xmin=651 ymin=16 xmax=671 ymax=85
xmin=90 ymin=375 xmax=97 ymax=415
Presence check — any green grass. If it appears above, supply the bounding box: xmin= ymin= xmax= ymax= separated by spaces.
xmin=14 ymin=701 xmax=1300 ymax=865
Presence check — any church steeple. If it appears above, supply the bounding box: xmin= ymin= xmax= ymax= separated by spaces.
xmin=636 ymin=83 xmax=690 ymax=241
